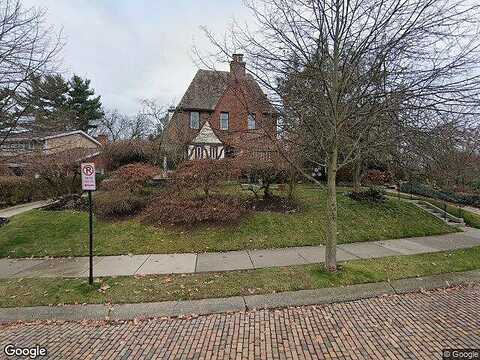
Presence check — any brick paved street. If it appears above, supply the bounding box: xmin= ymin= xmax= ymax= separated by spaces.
xmin=1 ymin=286 xmax=479 ymax=359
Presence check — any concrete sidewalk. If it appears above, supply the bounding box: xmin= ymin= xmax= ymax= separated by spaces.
xmin=1 ymin=270 xmax=479 ymax=323
xmin=1 ymin=227 xmax=480 ymax=279
xmin=0 ymin=200 xmax=53 ymax=218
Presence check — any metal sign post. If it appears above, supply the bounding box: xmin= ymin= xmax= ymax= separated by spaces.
xmin=81 ymin=163 xmax=96 ymax=285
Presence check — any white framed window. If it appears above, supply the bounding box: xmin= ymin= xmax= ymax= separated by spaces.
xmin=248 ymin=113 xmax=256 ymax=130
xmin=220 ymin=112 xmax=229 ymax=130
xmin=190 ymin=112 xmax=200 ymax=129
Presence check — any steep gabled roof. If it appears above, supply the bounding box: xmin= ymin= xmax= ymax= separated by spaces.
xmin=178 ymin=70 xmax=230 ymax=111
xmin=178 ymin=69 xmax=277 ymax=114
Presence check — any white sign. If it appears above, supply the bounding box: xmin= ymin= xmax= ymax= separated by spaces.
xmin=81 ymin=163 xmax=96 ymax=191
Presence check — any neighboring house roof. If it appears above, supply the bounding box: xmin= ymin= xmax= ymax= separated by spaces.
xmin=4 ymin=130 xmax=102 ymax=147
xmin=192 ymin=122 xmax=223 ymax=145
xmin=5 ymin=147 xmax=101 ymax=168
xmin=42 ymin=130 xmax=102 ymax=147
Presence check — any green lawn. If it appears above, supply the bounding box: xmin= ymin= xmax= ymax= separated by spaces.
xmin=0 ymin=186 xmax=455 ymax=258
xmin=0 ymin=246 xmax=478 ymax=308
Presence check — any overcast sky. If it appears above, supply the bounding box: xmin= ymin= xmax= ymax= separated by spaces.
xmin=22 ymin=0 xmax=250 ymax=115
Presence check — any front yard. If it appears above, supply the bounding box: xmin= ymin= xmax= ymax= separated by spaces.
xmin=0 ymin=185 xmax=455 ymax=258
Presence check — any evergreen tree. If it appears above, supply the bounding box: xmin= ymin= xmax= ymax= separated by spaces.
xmin=67 ymin=75 xmax=104 ymax=133
xmin=24 ymin=74 xmax=71 ymax=131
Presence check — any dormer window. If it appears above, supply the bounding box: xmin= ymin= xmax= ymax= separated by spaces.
xmin=220 ymin=112 xmax=229 ymax=130
xmin=248 ymin=113 xmax=256 ymax=130
xmin=190 ymin=111 xmax=200 ymax=129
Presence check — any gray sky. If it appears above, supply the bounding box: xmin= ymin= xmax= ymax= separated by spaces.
xmin=22 ymin=0 xmax=249 ymax=115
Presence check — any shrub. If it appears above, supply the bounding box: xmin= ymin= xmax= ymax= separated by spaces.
xmin=400 ymin=182 xmax=480 ymax=208
xmin=171 ymin=159 xmax=239 ymax=197
xmin=101 ymin=140 xmax=162 ymax=171
xmin=94 ymin=191 xmax=147 ymax=219
xmin=234 ymin=151 xmax=288 ymax=199
xmin=24 ymin=150 xmax=84 ymax=197
xmin=141 ymin=194 xmax=247 ymax=226
xmin=471 ymin=180 xmax=480 ymax=192
xmin=348 ymin=187 xmax=386 ymax=203
xmin=101 ymin=163 xmax=160 ymax=193
xmin=0 ymin=166 xmax=13 ymax=176
xmin=0 ymin=176 xmax=35 ymax=205
xmin=362 ymin=169 xmax=392 ymax=186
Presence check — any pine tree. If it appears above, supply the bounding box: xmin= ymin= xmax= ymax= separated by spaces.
xmin=67 ymin=75 xmax=104 ymax=133
xmin=23 ymin=74 xmax=71 ymax=131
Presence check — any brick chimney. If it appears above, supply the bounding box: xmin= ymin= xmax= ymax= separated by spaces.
xmin=96 ymin=134 xmax=108 ymax=146
xmin=230 ymin=54 xmax=246 ymax=79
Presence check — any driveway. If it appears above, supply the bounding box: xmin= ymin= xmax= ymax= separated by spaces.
xmin=0 ymin=200 xmax=52 ymax=218
xmin=1 ymin=285 xmax=478 ymax=359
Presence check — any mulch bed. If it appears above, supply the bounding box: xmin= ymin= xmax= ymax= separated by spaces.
xmin=246 ymin=195 xmax=300 ymax=213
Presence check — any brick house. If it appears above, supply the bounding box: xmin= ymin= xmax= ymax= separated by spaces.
xmin=164 ymin=54 xmax=277 ymax=163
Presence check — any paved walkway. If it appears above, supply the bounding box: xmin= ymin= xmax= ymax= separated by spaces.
xmin=386 ymin=188 xmax=480 ymax=215
xmin=1 ymin=227 xmax=480 ymax=279
xmin=0 ymin=200 xmax=52 ymax=218
xmin=1 ymin=284 xmax=479 ymax=359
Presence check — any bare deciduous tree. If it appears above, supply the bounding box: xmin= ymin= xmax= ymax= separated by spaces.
xmin=201 ymin=0 xmax=480 ymax=271
xmin=97 ymin=109 xmax=131 ymax=142
xmin=0 ymin=0 xmax=63 ymax=147
xmin=138 ymin=98 xmax=169 ymax=138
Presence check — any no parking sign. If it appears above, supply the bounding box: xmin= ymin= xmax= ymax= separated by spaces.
xmin=81 ymin=162 xmax=96 ymax=284
xmin=81 ymin=163 xmax=96 ymax=191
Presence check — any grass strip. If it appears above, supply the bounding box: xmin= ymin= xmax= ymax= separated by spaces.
xmin=1 ymin=246 xmax=479 ymax=308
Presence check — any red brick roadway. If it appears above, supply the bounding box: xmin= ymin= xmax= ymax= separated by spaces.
xmin=1 ymin=286 xmax=479 ymax=359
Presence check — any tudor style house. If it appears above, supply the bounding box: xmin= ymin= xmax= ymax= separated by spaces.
xmin=164 ymin=54 xmax=277 ymax=162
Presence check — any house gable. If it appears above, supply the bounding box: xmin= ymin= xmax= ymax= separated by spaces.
xmin=192 ymin=121 xmax=222 ymax=145
xmin=43 ymin=131 xmax=101 ymax=155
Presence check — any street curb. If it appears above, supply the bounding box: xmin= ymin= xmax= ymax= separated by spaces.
xmin=1 ymin=270 xmax=479 ymax=323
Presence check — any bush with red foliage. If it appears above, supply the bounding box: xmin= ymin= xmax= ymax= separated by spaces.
xmin=94 ymin=191 xmax=148 ymax=219
xmin=141 ymin=193 xmax=247 ymax=226
xmin=101 ymin=163 xmax=160 ymax=193
xmin=171 ymin=159 xmax=239 ymax=197
xmin=362 ymin=169 xmax=392 ymax=186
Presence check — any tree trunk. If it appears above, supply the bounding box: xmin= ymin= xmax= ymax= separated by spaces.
xmin=263 ymin=182 xmax=272 ymax=200
xmin=287 ymin=166 xmax=296 ymax=200
xmin=325 ymin=145 xmax=338 ymax=272
xmin=352 ymin=159 xmax=362 ymax=192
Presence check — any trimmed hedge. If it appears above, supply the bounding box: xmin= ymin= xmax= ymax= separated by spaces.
xmin=347 ymin=187 xmax=386 ymax=203
xmin=400 ymin=182 xmax=480 ymax=208
xmin=141 ymin=194 xmax=247 ymax=226
xmin=0 ymin=176 xmax=35 ymax=206
xmin=94 ymin=191 xmax=148 ymax=219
